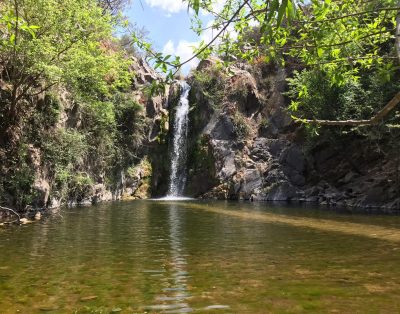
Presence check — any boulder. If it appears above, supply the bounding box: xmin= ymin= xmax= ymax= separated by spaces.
xmin=264 ymin=182 xmax=297 ymax=201
xmin=210 ymin=115 xmax=236 ymax=141
xmin=33 ymin=178 xmax=50 ymax=207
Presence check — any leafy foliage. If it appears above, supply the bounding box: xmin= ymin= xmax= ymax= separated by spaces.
xmin=192 ymin=62 xmax=226 ymax=109
xmin=286 ymin=68 xmax=400 ymax=122
xmin=132 ymin=0 xmax=399 ymax=125
xmin=0 ymin=0 xmax=147 ymax=208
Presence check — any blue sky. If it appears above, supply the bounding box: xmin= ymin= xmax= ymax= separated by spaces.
xmin=124 ymin=0 xmax=221 ymax=73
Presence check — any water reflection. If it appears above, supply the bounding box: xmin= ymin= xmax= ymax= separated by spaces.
xmin=144 ymin=205 xmax=192 ymax=313
xmin=1 ymin=201 xmax=400 ymax=313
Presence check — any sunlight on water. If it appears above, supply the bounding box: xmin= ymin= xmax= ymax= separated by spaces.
xmin=182 ymin=202 xmax=400 ymax=243
xmin=153 ymin=196 xmax=194 ymax=201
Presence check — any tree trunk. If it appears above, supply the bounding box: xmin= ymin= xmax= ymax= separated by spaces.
xmin=396 ymin=9 xmax=400 ymax=63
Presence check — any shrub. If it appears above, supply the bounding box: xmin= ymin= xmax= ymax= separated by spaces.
xmin=232 ymin=111 xmax=251 ymax=140
xmin=192 ymin=63 xmax=226 ymax=109
xmin=286 ymin=68 xmax=400 ymax=123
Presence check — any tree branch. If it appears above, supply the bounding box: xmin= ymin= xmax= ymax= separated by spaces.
xmin=0 ymin=206 xmax=21 ymax=223
xmin=244 ymin=6 xmax=400 ymax=25
xmin=177 ymin=0 xmax=249 ymax=68
xmin=306 ymin=6 xmax=400 ymax=24
xmin=298 ymin=92 xmax=400 ymax=126
xmin=290 ymin=30 xmax=392 ymax=50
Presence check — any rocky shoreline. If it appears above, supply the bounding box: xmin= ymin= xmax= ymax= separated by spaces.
xmin=1 ymin=57 xmax=399 ymax=216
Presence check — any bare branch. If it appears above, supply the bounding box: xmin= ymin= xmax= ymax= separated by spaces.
xmin=0 ymin=206 xmax=21 ymax=223
xmin=177 ymin=0 xmax=249 ymax=68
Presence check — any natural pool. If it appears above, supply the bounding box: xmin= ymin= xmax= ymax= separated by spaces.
xmin=1 ymin=200 xmax=400 ymax=313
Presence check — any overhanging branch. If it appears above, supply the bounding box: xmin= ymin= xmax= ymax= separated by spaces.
xmin=297 ymin=92 xmax=400 ymax=126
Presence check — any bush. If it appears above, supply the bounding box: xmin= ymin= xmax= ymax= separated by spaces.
xmin=192 ymin=63 xmax=226 ymax=109
xmin=232 ymin=111 xmax=251 ymax=140
xmin=286 ymin=68 xmax=400 ymax=123
xmin=42 ymin=129 xmax=88 ymax=200
xmin=68 ymin=172 xmax=94 ymax=202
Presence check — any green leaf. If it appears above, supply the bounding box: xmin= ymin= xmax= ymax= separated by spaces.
xmin=266 ymin=0 xmax=279 ymax=23
xmin=191 ymin=0 xmax=200 ymax=15
xmin=277 ymin=0 xmax=288 ymax=28
xmin=317 ymin=47 xmax=324 ymax=58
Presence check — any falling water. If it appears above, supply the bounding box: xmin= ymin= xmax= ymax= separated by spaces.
xmin=167 ymin=81 xmax=191 ymax=197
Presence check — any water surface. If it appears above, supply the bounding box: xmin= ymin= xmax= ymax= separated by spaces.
xmin=1 ymin=200 xmax=400 ymax=313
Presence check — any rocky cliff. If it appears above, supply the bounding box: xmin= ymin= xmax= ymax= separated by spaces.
xmin=0 ymin=56 xmax=166 ymax=214
xmin=181 ymin=59 xmax=400 ymax=210
xmin=1 ymin=54 xmax=399 ymax=217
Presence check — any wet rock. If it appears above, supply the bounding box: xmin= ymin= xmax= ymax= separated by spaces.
xmin=342 ymin=171 xmax=357 ymax=184
xmin=34 ymin=212 xmax=41 ymax=220
xmin=210 ymin=115 xmax=235 ymax=140
xmin=364 ymin=186 xmax=387 ymax=204
xmin=280 ymin=145 xmax=305 ymax=173
xmin=20 ymin=218 xmax=31 ymax=224
xmin=32 ymin=178 xmax=50 ymax=207
xmin=48 ymin=197 xmax=61 ymax=209
xmin=80 ymin=295 xmax=98 ymax=302
xmin=39 ymin=306 xmax=59 ymax=312
xmin=240 ymin=169 xmax=263 ymax=195
xmin=264 ymin=182 xmax=297 ymax=201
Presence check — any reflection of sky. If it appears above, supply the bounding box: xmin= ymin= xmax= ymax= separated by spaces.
xmin=145 ymin=205 xmax=192 ymax=313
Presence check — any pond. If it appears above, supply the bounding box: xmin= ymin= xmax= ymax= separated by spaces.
xmin=1 ymin=200 xmax=400 ymax=313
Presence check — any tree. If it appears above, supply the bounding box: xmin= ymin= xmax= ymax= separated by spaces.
xmin=98 ymin=0 xmax=131 ymax=15
xmin=134 ymin=0 xmax=400 ymax=125
xmin=0 ymin=0 xmax=134 ymax=209
xmin=0 ymin=0 xmax=131 ymax=147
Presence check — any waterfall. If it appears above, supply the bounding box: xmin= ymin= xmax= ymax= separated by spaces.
xmin=167 ymin=81 xmax=191 ymax=197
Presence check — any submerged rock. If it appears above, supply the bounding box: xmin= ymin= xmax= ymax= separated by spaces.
xmin=34 ymin=212 xmax=41 ymax=220
xmin=80 ymin=295 xmax=98 ymax=302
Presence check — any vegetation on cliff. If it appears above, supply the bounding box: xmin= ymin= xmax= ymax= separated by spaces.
xmin=0 ymin=0 xmax=147 ymax=210
xmin=135 ymin=0 xmax=399 ymax=127
xmin=1 ymin=0 xmax=400 ymax=212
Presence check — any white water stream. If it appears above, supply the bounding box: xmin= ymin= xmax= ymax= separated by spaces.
xmin=166 ymin=81 xmax=191 ymax=198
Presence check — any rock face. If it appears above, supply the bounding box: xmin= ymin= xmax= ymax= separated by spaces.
xmin=0 ymin=56 xmax=166 ymax=210
xmin=184 ymin=58 xmax=400 ymax=210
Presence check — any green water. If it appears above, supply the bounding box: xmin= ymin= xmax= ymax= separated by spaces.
xmin=1 ymin=201 xmax=400 ymax=313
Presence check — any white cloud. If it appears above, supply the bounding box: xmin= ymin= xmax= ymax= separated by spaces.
xmin=162 ymin=40 xmax=175 ymax=55
xmin=200 ymin=0 xmax=225 ymax=16
xmin=162 ymin=40 xmax=200 ymax=74
xmin=145 ymin=0 xmax=186 ymax=13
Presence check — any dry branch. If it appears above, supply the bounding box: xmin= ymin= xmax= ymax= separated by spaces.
xmin=0 ymin=206 xmax=21 ymax=223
